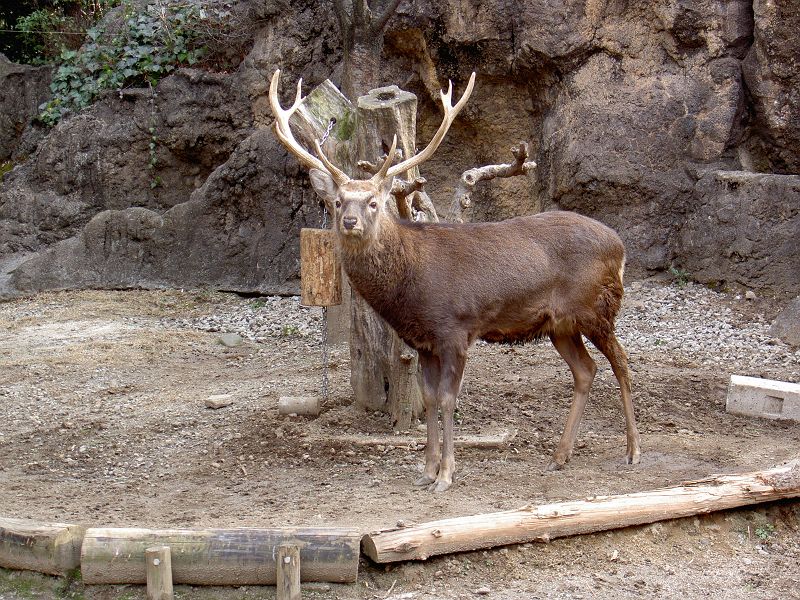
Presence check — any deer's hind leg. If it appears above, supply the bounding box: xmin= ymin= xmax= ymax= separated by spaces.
xmin=414 ymin=350 xmax=442 ymax=487
xmin=586 ymin=330 xmax=641 ymax=465
xmin=547 ymin=332 xmax=597 ymax=471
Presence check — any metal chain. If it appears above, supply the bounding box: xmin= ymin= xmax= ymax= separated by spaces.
xmin=320 ymin=189 xmax=331 ymax=404
xmin=320 ymin=117 xmax=336 ymax=146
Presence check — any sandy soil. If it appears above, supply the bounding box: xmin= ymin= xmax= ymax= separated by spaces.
xmin=1 ymin=282 xmax=799 ymax=599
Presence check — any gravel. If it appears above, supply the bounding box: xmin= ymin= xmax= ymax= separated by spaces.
xmin=163 ymin=280 xmax=800 ymax=382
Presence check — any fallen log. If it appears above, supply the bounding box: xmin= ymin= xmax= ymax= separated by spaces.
xmin=362 ymin=459 xmax=800 ymax=562
xmin=0 ymin=517 xmax=85 ymax=575
xmin=81 ymin=527 xmax=360 ymax=585
xmin=321 ymin=428 xmax=517 ymax=450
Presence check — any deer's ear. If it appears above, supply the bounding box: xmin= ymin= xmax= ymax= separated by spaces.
xmin=379 ymin=174 xmax=394 ymax=200
xmin=309 ymin=169 xmax=339 ymax=206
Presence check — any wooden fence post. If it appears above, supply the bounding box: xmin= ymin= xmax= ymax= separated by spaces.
xmin=145 ymin=546 xmax=173 ymax=600
xmin=277 ymin=545 xmax=301 ymax=600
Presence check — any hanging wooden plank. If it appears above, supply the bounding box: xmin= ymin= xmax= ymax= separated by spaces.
xmin=362 ymin=459 xmax=800 ymax=563
xmin=300 ymin=228 xmax=341 ymax=307
xmin=0 ymin=517 xmax=85 ymax=575
xmin=81 ymin=526 xmax=360 ymax=585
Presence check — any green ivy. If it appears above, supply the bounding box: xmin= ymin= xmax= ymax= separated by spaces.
xmin=39 ymin=1 xmax=210 ymax=126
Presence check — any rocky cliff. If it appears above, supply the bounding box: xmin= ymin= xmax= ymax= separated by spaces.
xmin=1 ymin=0 xmax=798 ymax=298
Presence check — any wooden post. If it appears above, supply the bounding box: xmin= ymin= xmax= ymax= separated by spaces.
xmin=0 ymin=517 xmax=85 ymax=575
xmin=361 ymin=460 xmax=800 ymax=563
xmin=300 ymin=228 xmax=341 ymax=307
xmin=277 ymin=545 xmax=301 ymax=600
xmin=80 ymin=526 xmax=360 ymax=585
xmin=145 ymin=546 xmax=174 ymax=600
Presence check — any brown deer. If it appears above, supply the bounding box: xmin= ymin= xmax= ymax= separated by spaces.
xmin=270 ymin=70 xmax=641 ymax=492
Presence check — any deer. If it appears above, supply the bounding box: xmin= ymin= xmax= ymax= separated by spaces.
xmin=269 ymin=70 xmax=641 ymax=492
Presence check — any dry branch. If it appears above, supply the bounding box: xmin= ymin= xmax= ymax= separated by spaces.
xmin=81 ymin=527 xmax=360 ymax=585
xmin=0 ymin=517 xmax=85 ymax=575
xmin=362 ymin=460 xmax=800 ymax=563
xmin=449 ymin=142 xmax=537 ymax=222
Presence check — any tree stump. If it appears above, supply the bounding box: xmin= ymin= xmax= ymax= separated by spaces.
xmin=349 ymin=85 xmax=427 ymax=428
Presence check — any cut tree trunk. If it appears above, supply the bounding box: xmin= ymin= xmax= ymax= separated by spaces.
xmin=81 ymin=527 xmax=360 ymax=584
xmin=349 ymin=85 xmax=429 ymax=428
xmin=362 ymin=459 xmax=800 ymax=563
xmin=0 ymin=517 xmax=85 ymax=575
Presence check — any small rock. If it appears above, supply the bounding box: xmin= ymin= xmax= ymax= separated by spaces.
xmin=218 ymin=333 xmax=244 ymax=347
xmin=745 ymin=290 xmax=756 ymax=301
xmin=476 ymin=586 xmax=491 ymax=595
xmin=205 ymin=394 xmax=234 ymax=409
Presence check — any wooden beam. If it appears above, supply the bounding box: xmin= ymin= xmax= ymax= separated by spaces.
xmin=0 ymin=517 xmax=85 ymax=575
xmin=362 ymin=460 xmax=800 ymax=563
xmin=81 ymin=527 xmax=360 ymax=585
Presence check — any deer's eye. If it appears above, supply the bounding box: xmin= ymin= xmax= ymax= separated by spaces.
xmin=335 ymin=200 xmax=342 ymax=208
xmin=369 ymin=201 xmax=378 ymax=209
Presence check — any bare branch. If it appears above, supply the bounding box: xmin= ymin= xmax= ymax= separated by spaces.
xmin=333 ymin=0 xmax=352 ymax=34
xmin=372 ymin=0 xmax=403 ymax=34
xmin=353 ymin=0 xmax=369 ymax=27
xmin=391 ymin=177 xmax=426 ymax=219
xmin=448 ymin=142 xmax=537 ymax=222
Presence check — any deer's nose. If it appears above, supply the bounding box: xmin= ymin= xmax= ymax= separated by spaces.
xmin=342 ymin=216 xmax=358 ymax=230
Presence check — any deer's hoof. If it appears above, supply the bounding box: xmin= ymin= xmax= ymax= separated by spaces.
xmin=414 ymin=474 xmax=436 ymax=487
xmin=626 ymin=452 xmax=641 ymax=465
xmin=545 ymin=460 xmax=565 ymax=472
xmin=428 ymin=479 xmax=452 ymax=493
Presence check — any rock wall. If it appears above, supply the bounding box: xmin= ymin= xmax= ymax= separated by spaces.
xmin=1 ymin=0 xmax=798 ymax=298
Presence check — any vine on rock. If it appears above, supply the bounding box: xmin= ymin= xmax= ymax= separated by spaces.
xmin=38 ymin=1 xmax=222 ymax=126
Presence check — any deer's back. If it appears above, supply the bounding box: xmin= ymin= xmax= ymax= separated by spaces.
xmin=393 ymin=211 xmax=626 ymax=349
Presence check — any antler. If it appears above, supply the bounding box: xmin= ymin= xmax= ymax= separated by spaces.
xmin=269 ymin=70 xmax=350 ymax=186
xmin=385 ymin=72 xmax=476 ymax=179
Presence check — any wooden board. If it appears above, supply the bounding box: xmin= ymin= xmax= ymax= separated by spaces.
xmin=319 ymin=428 xmax=517 ymax=449
xmin=362 ymin=459 xmax=800 ymax=563
xmin=81 ymin=526 xmax=360 ymax=585
xmin=0 ymin=516 xmax=85 ymax=575
xmin=300 ymin=228 xmax=341 ymax=307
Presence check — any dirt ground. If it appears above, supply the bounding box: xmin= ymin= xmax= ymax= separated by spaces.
xmin=1 ymin=281 xmax=799 ymax=599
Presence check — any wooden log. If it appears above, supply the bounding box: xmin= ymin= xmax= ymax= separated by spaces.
xmin=319 ymin=428 xmax=517 ymax=449
xmin=81 ymin=527 xmax=360 ymax=585
xmin=0 ymin=516 xmax=85 ymax=575
xmin=300 ymin=228 xmax=342 ymax=307
xmin=146 ymin=546 xmax=174 ymax=600
xmin=278 ymin=395 xmax=321 ymax=417
xmin=277 ymin=545 xmax=301 ymax=600
xmin=362 ymin=459 xmax=800 ymax=563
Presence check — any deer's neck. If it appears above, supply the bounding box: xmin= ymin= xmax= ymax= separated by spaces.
xmin=339 ymin=219 xmax=417 ymax=313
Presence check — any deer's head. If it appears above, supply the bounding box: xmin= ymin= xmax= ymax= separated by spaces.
xmin=269 ymin=70 xmax=475 ymax=246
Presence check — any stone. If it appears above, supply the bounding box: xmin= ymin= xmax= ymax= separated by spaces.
xmin=217 ymin=333 xmax=244 ymax=348
xmin=770 ymin=297 xmax=800 ymax=348
xmin=205 ymin=394 xmax=234 ymax=409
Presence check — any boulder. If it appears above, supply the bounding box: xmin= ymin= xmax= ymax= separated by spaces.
xmin=770 ymin=298 xmax=800 ymax=348
xmin=678 ymin=171 xmax=800 ymax=293
xmin=0 ymin=53 xmax=52 ymax=162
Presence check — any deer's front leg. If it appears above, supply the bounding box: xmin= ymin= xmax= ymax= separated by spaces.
xmin=414 ymin=351 xmax=440 ymax=487
xmin=430 ymin=349 xmax=467 ymax=493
